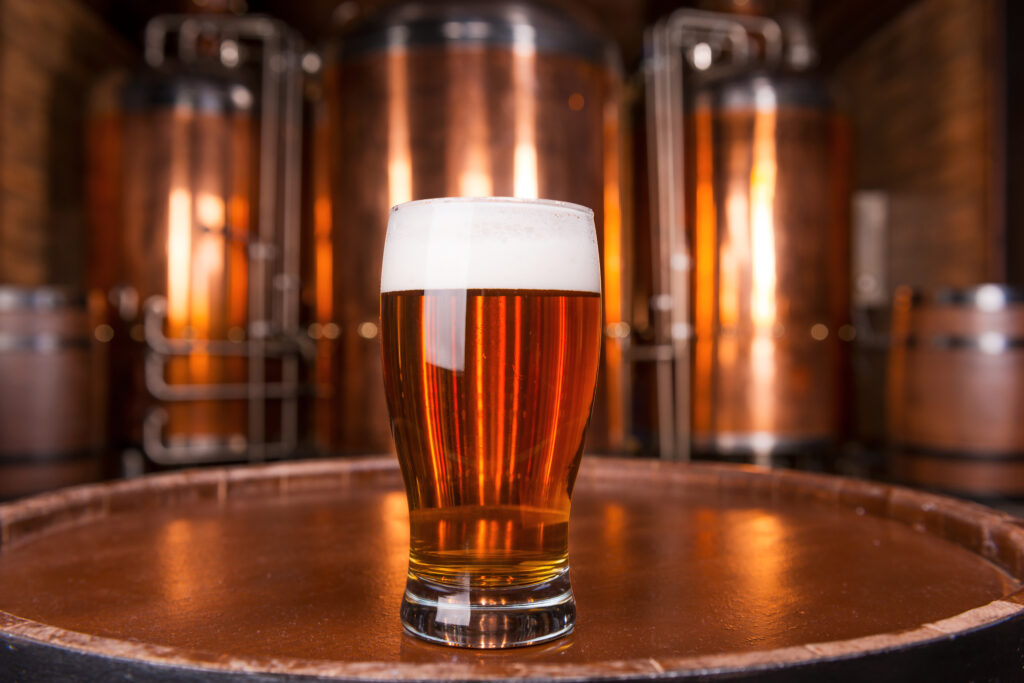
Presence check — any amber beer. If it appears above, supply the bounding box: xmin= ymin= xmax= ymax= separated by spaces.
xmin=380 ymin=197 xmax=601 ymax=648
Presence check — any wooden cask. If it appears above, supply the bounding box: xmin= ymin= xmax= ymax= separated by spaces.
xmin=2 ymin=456 xmax=1024 ymax=679
xmin=0 ymin=287 xmax=102 ymax=500
xmin=888 ymin=284 xmax=1024 ymax=496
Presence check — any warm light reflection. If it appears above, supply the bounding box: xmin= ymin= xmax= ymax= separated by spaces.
xmin=421 ymin=295 xmax=445 ymax=504
xmin=167 ymin=188 xmax=193 ymax=330
xmin=195 ymin=192 xmax=225 ymax=231
xmin=693 ymin=108 xmax=716 ymax=433
xmin=509 ymin=297 xmax=522 ymax=481
xmin=740 ymin=512 xmax=784 ymax=608
xmin=459 ymin=170 xmax=493 ymax=198
xmin=226 ymin=192 xmax=250 ymax=327
xmin=514 ymin=145 xmax=538 ymax=198
xmin=696 ymin=104 xmax=781 ymax=437
xmin=190 ymin=231 xmax=224 ymax=379
xmin=749 ymin=109 xmax=778 ymax=328
xmin=512 ymin=42 xmax=538 ymax=198
xmin=477 ymin=518 xmax=488 ymax=554
xmin=719 ymin=195 xmax=744 ymax=332
xmin=602 ymin=90 xmax=625 ymax=445
xmin=155 ymin=518 xmax=222 ymax=605
xmin=381 ymin=490 xmax=410 ymax=577
xmin=494 ymin=297 xmax=507 ymax=502
xmin=475 ymin=296 xmax=486 ymax=505
xmin=193 ymin=233 xmax=224 ymax=331
xmin=387 ymin=48 xmax=413 ymax=207
xmin=541 ymin=298 xmax=567 ymax=496
xmin=693 ymin=507 xmax=719 ymax=561
xmin=160 ymin=116 xmax=251 ymax=440
xmin=701 ymin=509 xmax=788 ymax=645
xmin=314 ymin=196 xmax=333 ymax=323
xmin=451 ymin=49 xmax=493 ymax=197
xmin=313 ymin=110 xmax=334 ymax=447
xmin=748 ymin=108 xmax=779 ymax=433
xmin=602 ymin=502 xmax=625 ymax=554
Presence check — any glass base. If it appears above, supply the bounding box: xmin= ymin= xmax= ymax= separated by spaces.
xmin=400 ymin=568 xmax=575 ymax=649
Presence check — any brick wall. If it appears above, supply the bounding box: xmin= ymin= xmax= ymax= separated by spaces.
xmin=831 ymin=0 xmax=1000 ymax=290
xmin=0 ymin=0 xmax=133 ymax=286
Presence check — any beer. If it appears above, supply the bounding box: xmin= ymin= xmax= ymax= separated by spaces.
xmin=380 ymin=197 xmax=601 ymax=648
xmin=382 ymin=288 xmax=601 ymax=586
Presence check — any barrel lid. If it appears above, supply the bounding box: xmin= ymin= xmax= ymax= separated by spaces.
xmin=1 ymin=457 xmax=1023 ymax=680
xmin=330 ymin=0 xmax=611 ymax=65
xmin=0 ymin=287 xmax=85 ymax=312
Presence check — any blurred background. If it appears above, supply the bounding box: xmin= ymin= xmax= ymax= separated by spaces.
xmin=0 ymin=0 xmax=1020 ymax=504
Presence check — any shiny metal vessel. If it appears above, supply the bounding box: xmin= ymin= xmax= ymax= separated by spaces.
xmin=643 ymin=9 xmax=850 ymax=462
xmin=86 ymin=14 xmax=308 ymax=468
xmin=689 ymin=65 xmax=850 ymax=460
xmin=321 ymin=1 xmax=625 ymax=454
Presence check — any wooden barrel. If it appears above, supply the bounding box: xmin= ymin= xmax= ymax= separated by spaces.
xmin=2 ymin=456 xmax=1023 ymax=681
xmin=0 ymin=287 xmax=102 ymax=500
xmin=887 ymin=284 xmax=1024 ymax=497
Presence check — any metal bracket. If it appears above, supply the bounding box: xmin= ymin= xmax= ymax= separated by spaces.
xmin=142 ymin=408 xmax=296 ymax=465
xmin=141 ymin=295 xmax=310 ymax=463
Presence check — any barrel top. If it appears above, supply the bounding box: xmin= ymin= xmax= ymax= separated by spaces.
xmin=2 ymin=456 xmax=1023 ymax=680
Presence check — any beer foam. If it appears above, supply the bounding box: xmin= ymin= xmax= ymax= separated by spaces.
xmin=381 ymin=197 xmax=601 ymax=294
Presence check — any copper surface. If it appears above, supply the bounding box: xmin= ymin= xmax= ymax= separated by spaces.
xmin=322 ymin=29 xmax=623 ymax=455
xmin=87 ymin=105 xmax=254 ymax=448
xmin=689 ymin=103 xmax=850 ymax=454
xmin=1 ymin=457 xmax=1021 ymax=678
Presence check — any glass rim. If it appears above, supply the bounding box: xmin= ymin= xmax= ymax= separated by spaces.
xmin=390 ymin=196 xmax=594 ymax=217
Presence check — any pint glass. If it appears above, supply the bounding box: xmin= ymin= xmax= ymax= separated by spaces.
xmin=380 ymin=197 xmax=602 ymax=648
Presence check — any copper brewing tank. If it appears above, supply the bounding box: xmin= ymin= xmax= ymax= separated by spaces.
xmin=321 ymin=1 xmax=625 ymax=454
xmin=86 ymin=15 xmax=307 ymax=468
xmin=642 ymin=10 xmax=849 ymax=462
xmin=687 ymin=40 xmax=850 ymax=460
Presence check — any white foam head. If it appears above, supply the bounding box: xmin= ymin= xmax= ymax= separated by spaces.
xmin=381 ymin=197 xmax=601 ymax=294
